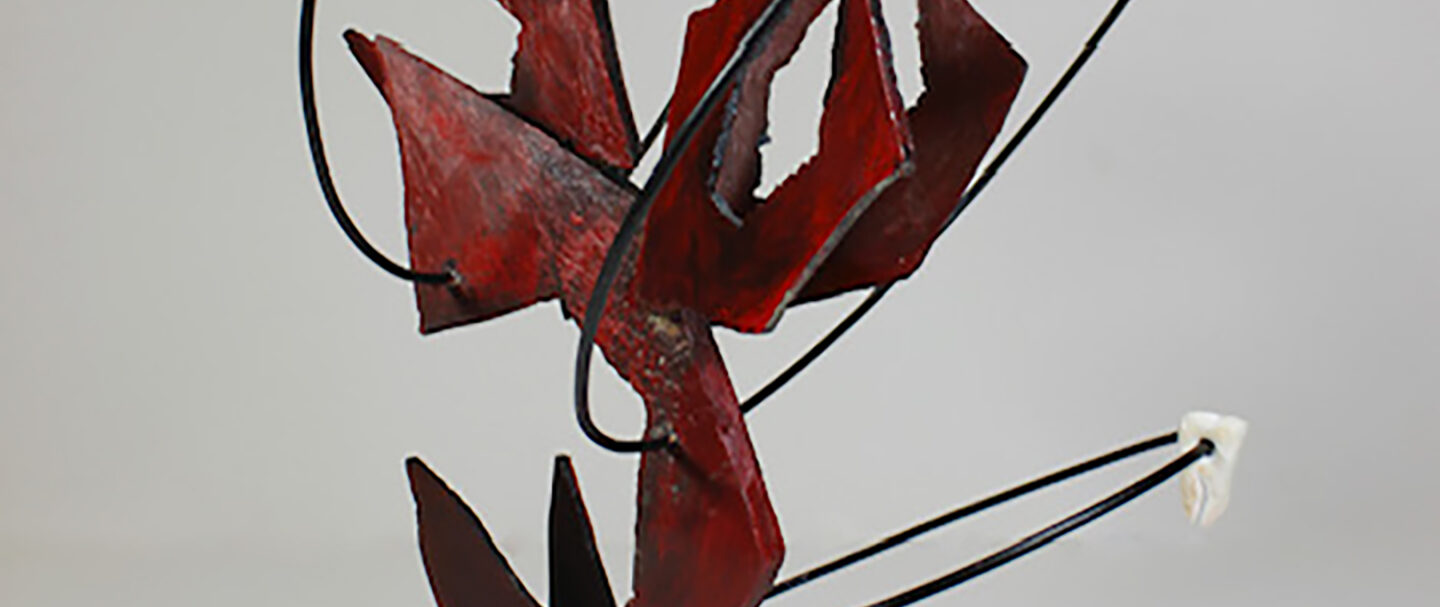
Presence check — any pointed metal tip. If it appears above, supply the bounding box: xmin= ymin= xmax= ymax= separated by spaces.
xmin=550 ymin=455 xmax=617 ymax=607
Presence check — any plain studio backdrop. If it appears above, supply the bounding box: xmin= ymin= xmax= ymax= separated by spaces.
xmin=2 ymin=0 xmax=1436 ymax=605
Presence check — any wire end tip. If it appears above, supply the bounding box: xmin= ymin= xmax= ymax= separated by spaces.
xmin=1178 ymin=411 xmax=1249 ymax=526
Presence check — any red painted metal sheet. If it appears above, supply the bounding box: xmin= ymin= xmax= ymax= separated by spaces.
xmin=637 ymin=0 xmax=912 ymax=333
xmin=407 ymin=457 xmax=541 ymax=607
xmin=496 ymin=0 xmax=640 ymax=170
xmin=348 ymin=31 xmax=566 ymax=333
xmin=798 ymin=0 xmax=1027 ymax=302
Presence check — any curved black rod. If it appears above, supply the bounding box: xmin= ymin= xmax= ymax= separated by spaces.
xmin=738 ymin=0 xmax=1136 ymax=415
xmin=765 ymin=430 xmax=1178 ymax=598
xmin=574 ymin=0 xmax=801 ymax=452
xmin=864 ymin=438 xmax=1213 ymax=607
xmin=300 ymin=0 xmax=455 ymax=284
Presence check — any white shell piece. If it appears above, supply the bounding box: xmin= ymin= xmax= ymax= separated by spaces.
xmin=1178 ymin=411 xmax=1249 ymax=526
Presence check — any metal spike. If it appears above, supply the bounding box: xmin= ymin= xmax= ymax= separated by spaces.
xmin=549 ymin=456 xmax=617 ymax=607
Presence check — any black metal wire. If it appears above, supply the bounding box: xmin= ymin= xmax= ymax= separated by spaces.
xmin=574 ymin=0 xmax=800 ymax=452
xmin=740 ymin=284 xmax=890 ymax=414
xmin=299 ymin=0 xmax=455 ymax=285
xmin=738 ymin=0 xmax=1137 ymax=416
xmin=765 ymin=430 xmax=1178 ymax=598
xmin=635 ymin=100 xmax=671 ymax=163
xmin=865 ymin=438 xmax=1214 ymax=607
xmin=939 ymin=0 xmax=1133 ymax=234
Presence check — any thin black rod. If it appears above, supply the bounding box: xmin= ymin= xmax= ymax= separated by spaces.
xmin=299 ymin=0 xmax=454 ymax=284
xmin=865 ymin=439 xmax=1215 ymax=607
xmin=635 ymin=100 xmax=671 ymax=162
xmin=739 ymin=0 xmax=1136 ymax=416
xmin=740 ymin=283 xmax=890 ymax=414
xmin=939 ymin=0 xmax=1133 ymax=233
xmin=574 ymin=0 xmax=799 ymax=453
xmin=766 ymin=431 xmax=1178 ymax=598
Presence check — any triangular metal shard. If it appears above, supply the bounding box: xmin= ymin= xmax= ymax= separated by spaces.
xmin=346 ymin=31 xmax=634 ymax=335
xmin=548 ymin=455 xmax=618 ymax=607
xmin=406 ymin=457 xmax=541 ymax=607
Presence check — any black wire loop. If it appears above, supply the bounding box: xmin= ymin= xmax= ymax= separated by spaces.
xmin=738 ymin=0 xmax=1137 ymax=416
xmin=299 ymin=0 xmax=456 ymax=285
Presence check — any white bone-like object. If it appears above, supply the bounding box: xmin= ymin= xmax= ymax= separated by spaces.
xmin=1178 ymin=411 xmax=1248 ymax=526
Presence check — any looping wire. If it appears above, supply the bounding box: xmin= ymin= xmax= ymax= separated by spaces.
xmin=300 ymin=0 xmax=456 ymax=285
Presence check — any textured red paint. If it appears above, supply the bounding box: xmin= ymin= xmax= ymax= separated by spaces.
xmin=344 ymin=1 xmax=1026 ymax=606
xmin=348 ymin=32 xmax=780 ymax=607
xmin=798 ymin=0 xmax=1027 ymax=301
xmin=637 ymin=0 xmax=915 ymax=333
xmin=670 ymin=0 xmax=832 ymax=222
xmin=496 ymin=0 xmax=639 ymax=170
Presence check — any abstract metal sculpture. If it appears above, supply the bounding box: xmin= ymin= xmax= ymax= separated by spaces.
xmin=298 ymin=0 xmax=1247 ymax=604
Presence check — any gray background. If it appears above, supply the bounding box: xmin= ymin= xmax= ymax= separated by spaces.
xmin=2 ymin=0 xmax=1436 ymax=605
